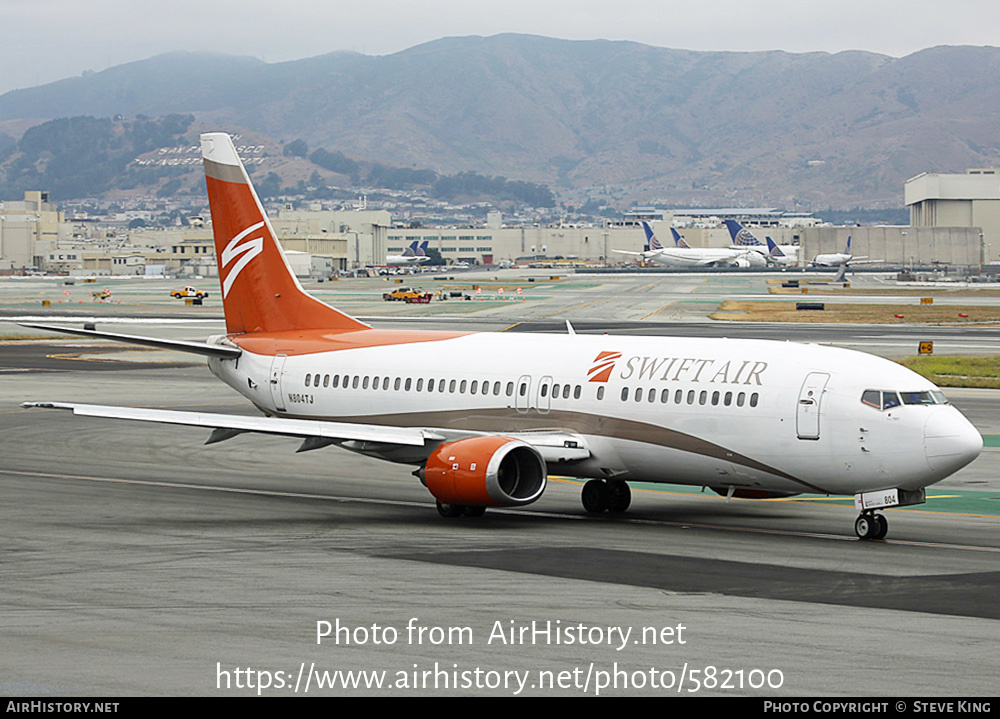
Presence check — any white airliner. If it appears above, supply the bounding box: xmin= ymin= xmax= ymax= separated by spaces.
xmin=811 ymin=236 xmax=866 ymax=267
xmin=723 ymin=220 xmax=799 ymax=266
xmin=21 ymin=133 xmax=982 ymax=540
xmin=615 ymin=222 xmax=760 ymax=268
xmin=386 ymin=240 xmax=430 ymax=266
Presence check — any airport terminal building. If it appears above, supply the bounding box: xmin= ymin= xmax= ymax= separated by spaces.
xmin=2 ymin=169 xmax=997 ymax=273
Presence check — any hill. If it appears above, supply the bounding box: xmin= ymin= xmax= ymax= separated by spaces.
xmin=1 ymin=36 xmax=998 ymax=208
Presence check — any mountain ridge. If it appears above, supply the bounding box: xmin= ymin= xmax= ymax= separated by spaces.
xmin=1 ymin=35 xmax=998 ymax=208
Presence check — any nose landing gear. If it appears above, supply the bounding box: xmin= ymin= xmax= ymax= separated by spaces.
xmin=855 ymin=511 xmax=888 ymax=540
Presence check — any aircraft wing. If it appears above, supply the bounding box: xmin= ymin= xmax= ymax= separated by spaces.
xmin=20 ymin=402 xmax=591 ymax=465
xmin=612 ymin=249 xmax=647 ymax=257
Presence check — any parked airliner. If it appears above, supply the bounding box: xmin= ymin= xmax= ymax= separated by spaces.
xmin=21 ymin=133 xmax=982 ymax=540
xmin=811 ymin=235 xmax=867 ymax=267
xmin=386 ymin=240 xmax=430 ymax=266
xmin=723 ymin=220 xmax=799 ymax=266
xmin=615 ymin=222 xmax=760 ymax=268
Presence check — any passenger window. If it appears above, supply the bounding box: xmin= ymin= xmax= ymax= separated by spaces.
xmin=597 ymin=386 xmax=605 ymax=400
xmin=449 ymin=379 xmax=456 ymax=393
xmin=470 ymin=381 xmax=478 ymax=394
xmin=305 ymin=374 xmax=311 ymax=387
xmin=362 ymin=376 xmax=370 ymax=390
xmin=459 ymin=380 xmax=467 ymax=393
xmin=675 ymin=389 xmax=683 ymax=404
xmin=541 ymin=384 xmax=549 ymax=398
xmin=647 ymin=389 xmax=655 ymax=403
xmin=332 ymin=375 xmax=340 ymax=389
xmin=687 ymin=390 xmax=695 ymax=404
xmin=352 ymin=376 xmax=360 ymax=390
xmin=416 ymin=378 xmax=424 ymax=391
xmin=405 ymin=378 xmax=412 ymax=391
xmin=699 ymin=391 xmax=707 ymax=405
xmin=323 ymin=375 xmax=330 ymax=388
xmin=724 ymin=391 xmax=732 ymax=406
xmin=439 ymin=380 xmax=446 ymax=393
xmin=427 ymin=379 xmax=435 ymax=392
xmin=493 ymin=382 xmax=501 ymax=396
xmin=737 ymin=392 xmax=745 ymax=407
xmin=394 ymin=378 xmax=401 ymax=391
xmin=621 ymin=387 xmax=629 ymax=401
xmin=634 ymin=388 xmax=642 ymax=402
xmin=711 ymin=391 xmax=720 ymax=406
xmin=574 ymin=385 xmax=581 ymax=399
xmin=552 ymin=383 xmax=559 ymax=398
xmin=750 ymin=393 xmax=759 ymax=407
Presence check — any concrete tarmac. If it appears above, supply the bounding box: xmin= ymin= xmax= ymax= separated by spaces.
xmin=1 ymin=272 xmax=999 ymax=696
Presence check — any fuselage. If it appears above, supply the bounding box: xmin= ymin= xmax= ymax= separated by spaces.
xmin=648 ymin=248 xmax=758 ymax=268
xmin=207 ymin=330 xmax=982 ymax=498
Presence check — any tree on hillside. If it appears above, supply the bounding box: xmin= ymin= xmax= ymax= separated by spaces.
xmin=283 ymin=139 xmax=309 ymax=158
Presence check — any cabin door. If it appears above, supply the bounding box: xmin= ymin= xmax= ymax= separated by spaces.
xmin=269 ymin=354 xmax=288 ymax=412
xmin=796 ymin=372 xmax=829 ymax=440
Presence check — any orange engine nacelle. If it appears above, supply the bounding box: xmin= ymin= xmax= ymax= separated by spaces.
xmin=421 ymin=436 xmax=546 ymax=507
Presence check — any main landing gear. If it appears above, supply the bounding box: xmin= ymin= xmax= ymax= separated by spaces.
xmin=854 ymin=511 xmax=888 ymax=540
xmin=436 ymin=501 xmax=487 ymax=518
xmin=581 ymin=479 xmax=632 ymax=514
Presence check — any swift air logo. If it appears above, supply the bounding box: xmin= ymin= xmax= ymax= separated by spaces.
xmin=588 ymin=351 xmax=621 ymax=382
xmin=221 ymin=221 xmax=265 ymax=298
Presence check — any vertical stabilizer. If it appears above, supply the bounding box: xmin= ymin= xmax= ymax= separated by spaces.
xmin=201 ymin=133 xmax=369 ymax=335
xmin=724 ymin=219 xmax=763 ymax=247
xmin=670 ymin=228 xmax=691 ymax=249
xmin=641 ymin=221 xmax=664 ymax=251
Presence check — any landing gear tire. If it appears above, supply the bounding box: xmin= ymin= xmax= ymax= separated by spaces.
xmin=873 ymin=513 xmax=888 ymax=540
xmin=606 ymin=480 xmax=631 ymax=513
xmin=855 ymin=512 xmax=887 ymax=540
xmin=582 ymin=479 xmax=632 ymax=514
xmin=436 ymin=501 xmax=464 ymax=518
xmin=582 ymin=480 xmax=610 ymax=513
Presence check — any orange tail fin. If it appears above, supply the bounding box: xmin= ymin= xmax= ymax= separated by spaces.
xmin=200 ymin=132 xmax=369 ymax=335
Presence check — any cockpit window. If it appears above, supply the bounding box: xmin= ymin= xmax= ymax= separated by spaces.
xmin=862 ymin=389 xmax=945 ymax=410
xmin=861 ymin=390 xmax=881 ymax=409
xmin=882 ymin=392 xmax=901 ymax=410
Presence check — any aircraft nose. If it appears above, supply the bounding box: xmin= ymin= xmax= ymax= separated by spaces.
xmin=924 ymin=409 xmax=983 ymax=476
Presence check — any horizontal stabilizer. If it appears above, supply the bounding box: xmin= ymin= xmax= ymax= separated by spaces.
xmin=18 ymin=322 xmax=241 ymax=359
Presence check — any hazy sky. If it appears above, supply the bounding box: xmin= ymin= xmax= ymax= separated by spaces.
xmin=2 ymin=0 xmax=998 ymax=95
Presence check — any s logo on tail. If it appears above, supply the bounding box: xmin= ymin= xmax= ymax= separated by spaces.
xmin=221 ymin=221 xmax=265 ymax=298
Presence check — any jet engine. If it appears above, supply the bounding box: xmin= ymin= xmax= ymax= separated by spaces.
xmin=419 ymin=436 xmax=546 ymax=508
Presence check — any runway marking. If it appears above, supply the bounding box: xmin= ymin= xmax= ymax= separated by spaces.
xmin=638 ymin=303 xmax=675 ymax=321
xmin=532 ymin=296 xmax=619 ymax=320
xmin=5 ymin=468 xmax=1000 ymax=553
xmin=552 ymin=478 xmax=1000 ymax=521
